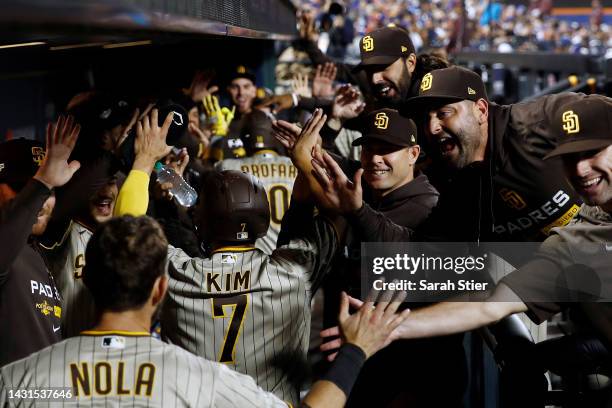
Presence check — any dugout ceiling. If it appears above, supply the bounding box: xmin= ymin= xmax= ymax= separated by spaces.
xmin=0 ymin=0 xmax=297 ymax=47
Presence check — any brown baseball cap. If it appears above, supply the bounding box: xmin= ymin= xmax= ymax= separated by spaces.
xmin=355 ymin=25 xmax=415 ymax=70
xmin=401 ymin=66 xmax=488 ymax=114
xmin=0 ymin=138 xmax=45 ymax=191
xmin=227 ymin=65 xmax=257 ymax=85
xmin=544 ymin=95 xmax=612 ymax=160
xmin=352 ymin=109 xmax=418 ymax=147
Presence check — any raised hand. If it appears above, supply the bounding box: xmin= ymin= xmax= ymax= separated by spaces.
xmin=291 ymin=72 xmax=312 ymax=98
xmin=339 ymin=288 xmax=410 ymax=359
xmin=331 ymin=84 xmax=365 ymax=123
xmin=203 ymin=95 xmax=235 ymax=136
xmin=297 ymin=8 xmax=318 ymax=42
xmin=312 ymin=63 xmax=337 ymax=98
xmin=310 ymin=148 xmax=364 ymax=213
xmin=133 ymin=109 xmax=175 ymax=174
xmin=292 ymin=108 xmax=327 ymax=169
xmin=34 ymin=115 xmax=81 ymax=189
xmin=187 ymin=70 xmax=219 ymax=102
xmin=272 ymin=120 xmax=302 ymax=154
xmin=256 ymin=94 xmax=295 ymax=114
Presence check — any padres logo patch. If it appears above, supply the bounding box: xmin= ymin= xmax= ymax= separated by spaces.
xmin=499 ymin=188 xmax=527 ymax=211
xmin=420 ymin=73 xmax=433 ymax=92
xmin=562 ymin=110 xmax=580 ymax=134
xmin=374 ymin=112 xmax=389 ymax=129
xmin=31 ymin=147 xmax=45 ymax=167
xmin=362 ymin=35 xmax=374 ymax=52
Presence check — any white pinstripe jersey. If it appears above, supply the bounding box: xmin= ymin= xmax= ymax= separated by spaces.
xmin=0 ymin=332 xmax=289 ymax=407
xmin=161 ymin=218 xmax=337 ymax=406
xmin=41 ymin=221 xmax=97 ymax=337
xmin=216 ymin=154 xmax=297 ymax=254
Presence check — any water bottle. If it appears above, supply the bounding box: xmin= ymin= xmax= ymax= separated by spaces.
xmin=154 ymin=162 xmax=198 ymax=207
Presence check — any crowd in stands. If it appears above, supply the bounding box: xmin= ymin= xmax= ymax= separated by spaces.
xmin=297 ymin=0 xmax=611 ymax=61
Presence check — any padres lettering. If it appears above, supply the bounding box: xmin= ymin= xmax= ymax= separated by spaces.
xmin=374 ymin=112 xmax=389 ymax=129
xmin=70 ymin=361 xmax=155 ymax=397
xmin=30 ymin=280 xmax=61 ymax=300
xmin=494 ymin=190 xmax=572 ymax=235
xmin=562 ymin=110 xmax=580 ymax=134
xmin=420 ymin=73 xmax=433 ymax=92
xmin=362 ymin=35 xmax=374 ymax=52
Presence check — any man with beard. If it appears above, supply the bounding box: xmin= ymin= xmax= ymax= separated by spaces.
xmin=260 ymin=25 xmax=448 ymax=140
xmin=322 ymin=95 xmax=612 ymax=408
xmin=314 ymin=66 xmax=584 ymax=243
xmin=0 ymin=116 xmax=80 ymax=366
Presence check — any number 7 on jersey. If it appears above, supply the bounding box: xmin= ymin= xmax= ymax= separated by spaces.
xmin=211 ymin=294 xmax=249 ymax=363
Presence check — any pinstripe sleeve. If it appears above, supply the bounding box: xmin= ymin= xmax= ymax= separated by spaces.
xmin=274 ymin=216 xmax=338 ymax=291
xmin=0 ymin=371 xmax=7 ymax=407
xmin=211 ymin=363 xmax=289 ymax=408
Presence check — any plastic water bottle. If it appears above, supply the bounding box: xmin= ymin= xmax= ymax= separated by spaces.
xmin=154 ymin=162 xmax=198 ymax=207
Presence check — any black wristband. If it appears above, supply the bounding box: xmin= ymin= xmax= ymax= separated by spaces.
xmin=320 ymin=343 xmax=366 ymax=397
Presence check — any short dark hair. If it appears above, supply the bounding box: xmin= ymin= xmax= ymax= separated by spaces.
xmin=83 ymin=215 xmax=168 ymax=313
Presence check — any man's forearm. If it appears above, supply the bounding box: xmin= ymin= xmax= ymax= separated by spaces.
xmin=395 ymin=299 xmax=525 ymax=340
xmin=301 ymin=381 xmax=346 ymax=408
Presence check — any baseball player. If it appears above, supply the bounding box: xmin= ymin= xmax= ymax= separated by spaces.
xmin=0 ymin=215 xmax=410 ymax=408
xmin=216 ymin=110 xmax=297 ymax=253
xmin=159 ymin=169 xmax=340 ymax=406
xmin=37 ymin=108 xmax=174 ymax=337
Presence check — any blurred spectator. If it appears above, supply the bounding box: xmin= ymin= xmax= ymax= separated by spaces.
xmin=301 ymin=0 xmax=610 ymax=59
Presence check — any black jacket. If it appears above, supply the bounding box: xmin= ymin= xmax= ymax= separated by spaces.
xmin=354 ymin=92 xmax=587 ymax=243
xmin=352 ymin=173 xmax=439 ymax=240
xmin=0 ymin=180 xmax=62 ymax=367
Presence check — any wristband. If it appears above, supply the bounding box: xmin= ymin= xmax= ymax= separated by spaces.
xmin=291 ymin=93 xmax=299 ymax=107
xmin=320 ymin=343 xmax=366 ymax=396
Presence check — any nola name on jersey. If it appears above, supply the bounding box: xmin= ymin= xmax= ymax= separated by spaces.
xmin=0 ymin=333 xmax=288 ymax=407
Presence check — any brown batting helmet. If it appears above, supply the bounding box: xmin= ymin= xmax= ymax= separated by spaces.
xmin=195 ymin=170 xmax=270 ymax=244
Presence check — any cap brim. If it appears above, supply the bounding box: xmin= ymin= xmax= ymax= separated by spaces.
xmin=352 ymin=56 xmax=400 ymax=72
xmin=400 ymin=95 xmax=465 ymax=116
xmin=228 ymin=74 xmax=256 ymax=84
xmin=544 ymin=139 xmax=612 ymax=160
xmin=352 ymin=133 xmax=412 ymax=147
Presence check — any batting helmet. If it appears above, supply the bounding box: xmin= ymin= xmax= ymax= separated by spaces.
xmin=195 ymin=170 xmax=270 ymax=245
xmin=240 ymin=110 xmax=283 ymax=155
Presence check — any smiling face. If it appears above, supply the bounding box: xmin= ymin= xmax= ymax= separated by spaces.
xmin=562 ymin=145 xmax=612 ymax=212
xmin=89 ymin=179 xmax=119 ymax=224
xmin=424 ymin=99 xmax=488 ymax=170
xmin=227 ymin=78 xmax=257 ymax=114
xmin=360 ymin=140 xmax=420 ymax=196
xmin=365 ymin=57 xmax=414 ymax=106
